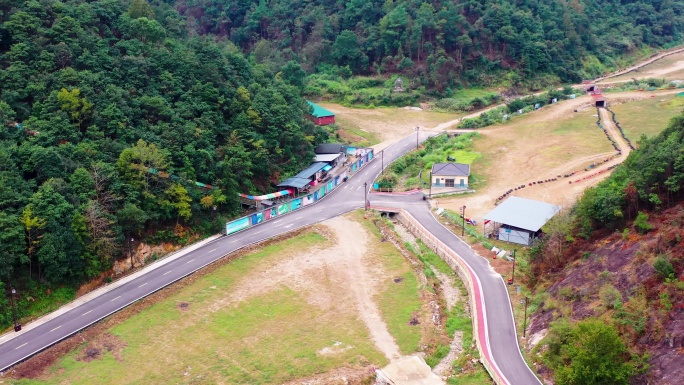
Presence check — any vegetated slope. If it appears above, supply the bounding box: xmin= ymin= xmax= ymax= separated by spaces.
xmin=0 ymin=0 xmax=327 ymax=326
xmin=178 ymin=0 xmax=684 ymax=91
xmin=527 ymin=112 xmax=684 ymax=384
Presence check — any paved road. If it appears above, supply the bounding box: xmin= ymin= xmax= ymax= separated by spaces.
xmin=0 ymin=130 xmax=541 ymax=385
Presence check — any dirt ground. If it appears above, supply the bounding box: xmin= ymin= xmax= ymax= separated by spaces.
xmin=208 ymin=215 xmax=403 ymax=362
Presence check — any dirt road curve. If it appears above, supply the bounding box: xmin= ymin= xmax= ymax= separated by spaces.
xmin=596 ymin=46 xmax=684 ymax=83
xmin=600 ymin=108 xmax=633 ymax=159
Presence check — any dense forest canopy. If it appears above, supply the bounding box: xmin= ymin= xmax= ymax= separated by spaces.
xmin=0 ymin=0 xmax=682 ymax=327
xmin=0 ymin=0 xmax=328 ymax=312
xmin=178 ymin=0 xmax=684 ymax=90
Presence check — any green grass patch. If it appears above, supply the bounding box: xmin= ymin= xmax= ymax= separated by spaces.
xmin=377 ymin=133 xmax=481 ymax=191
xmin=356 ymin=211 xmax=422 ymax=355
xmin=609 ymin=95 xmax=684 ymax=140
xmin=447 ymin=368 xmax=493 ymax=385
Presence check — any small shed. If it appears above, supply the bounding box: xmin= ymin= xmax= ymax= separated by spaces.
xmin=484 ymin=196 xmax=561 ymax=246
xmin=431 ymin=162 xmax=470 ymax=188
xmin=306 ymin=101 xmax=336 ymax=126
xmin=582 ymin=80 xmax=597 ymax=92
xmin=592 ymin=93 xmax=606 ymax=107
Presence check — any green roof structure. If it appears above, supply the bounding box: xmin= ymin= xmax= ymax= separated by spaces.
xmin=306 ymin=101 xmax=335 ymax=118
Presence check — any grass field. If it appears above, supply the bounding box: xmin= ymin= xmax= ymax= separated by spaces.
xmin=609 ymin=95 xmax=684 ymax=140
xmin=12 ymin=220 xmax=424 ymax=385
xmin=472 ymin=105 xmax=612 ymax=184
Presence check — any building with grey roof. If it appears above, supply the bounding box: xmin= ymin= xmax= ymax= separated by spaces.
xmin=484 ymin=196 xmax=561 ymax=246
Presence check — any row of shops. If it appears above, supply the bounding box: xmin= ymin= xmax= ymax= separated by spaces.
xmin=227 ymin=144 xmax=375 ymax=235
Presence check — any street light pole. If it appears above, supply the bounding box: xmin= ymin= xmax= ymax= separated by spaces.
xmin=364 ymin=182 xmax=368 ymax=211
xmin=129 ymin=237 xmax=135 ymax=268
xmin=461 ymin=205 xmax=466 ymax=236
xmin=381 ymin=150 xmax=384 ymax=175
xmin=415 ymin=126 xmax=419 ymax=149
xmin=8 ymin=284 xmax=20 ymax=332
xmin=429 ymin=171 xmax=432 ymax=199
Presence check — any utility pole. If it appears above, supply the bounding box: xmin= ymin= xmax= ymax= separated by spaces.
xmin=523 ymin=296 xmax=529 ymax=338
xmin=509 ymin=248 xmax=516 ymax=285
xmin=8 ymin=283 xmax=21 ymax=332
xmin=461 ymin=205 xmax=466 ymax=236
xmin=381 ymin=150 xmax=384 ymax=175
xmin=415 ymin=127 xmax=420 ymax=149
xmin=429 ymin=171 xmax=432 ymax=199
xmin=364 ymin=182 xmax=368 ymax=211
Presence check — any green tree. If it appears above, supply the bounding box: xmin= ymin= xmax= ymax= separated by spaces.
xmin=117 ymin=139 xmax=170 ymax=195
xmin=19 ymin=205 xmax=46 ymax=279
xmin=128 ymin=0 xmax=155 ymax=19
xmin=542 ymin=319 xmax=634 ymax=385
xmin=164 ymin=183 xmax=192 ymax=223
xmin=57 ymin=88 xmax=94 ymax=134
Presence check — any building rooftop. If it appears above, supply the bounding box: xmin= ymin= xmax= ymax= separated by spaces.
xmin=484 ymin=196 xmax=561 ymax=232
xmin=431 ymin=162 xmax=470 ymax=177
xmin=307 ymin=101 xmax=335 ymax=118
xmin=315 ymin=143 xmax=346 ymax=154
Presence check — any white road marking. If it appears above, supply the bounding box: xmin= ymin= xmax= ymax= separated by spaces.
xmin=50 ymin=325 xmax=61 ymax=332
xmin=231 ymin=240 xmax=239 ymax=243
xmin=186 ymin=259 xmax=195 ymax=264
xmin=272 ymin=220 xmax=282 ymax=224
xmin=15 ymin=343 xmax=27 ymax=350
xmin=284 ymin=224 xmax=293 ymax=228
xmin=209 ymin=248 xmax=216 ymax=253
xmin=295 ymin=216 xmax=302 ymax=220
xmin=138 ymin=283 xmax=147 ymax=288
xmin=82 ymin=310 xmax=93 ymax=316
xmin=163 ymin=270 xmax=172 ymax=275
xmin=110 ymin=296 xmax=121 ymax=302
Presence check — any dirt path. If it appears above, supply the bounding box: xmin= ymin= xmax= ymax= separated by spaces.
xmin=437 ymin=89 xmax=683 ymax=223
xmin=208 ymin=216 xmax=401 ymax=361
xmin=596 ymin=47 xmax=684 ymax=83
xmin=600 ymin=108 xmax=633 ymax=159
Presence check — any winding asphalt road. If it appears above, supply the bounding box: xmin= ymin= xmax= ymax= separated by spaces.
xmin=0 ymin=131 xmax=541 ymax=384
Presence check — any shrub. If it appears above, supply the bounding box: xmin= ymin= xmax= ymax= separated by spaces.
xmin=633 ymin=211 xmax=653 ymax=234
xmin=541 ymin=319 xmax=634 ymax=385
xmin=653 ymin=256 xmax=675 ymax=281
xmin=599 ymin=283 xmax=622 ymax=309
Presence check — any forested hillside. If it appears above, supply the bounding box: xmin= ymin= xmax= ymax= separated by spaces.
xmin=528 ymin=113 xmax=684 ymax=384
xmin=0 ymin=0 xmax=327 ymax=321
xmin=178 ymin=0 xmax=684 ymax=91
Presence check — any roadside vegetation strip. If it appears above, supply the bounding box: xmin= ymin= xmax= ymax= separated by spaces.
xmin=396 ymin=210 xmax=510 ymax=385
